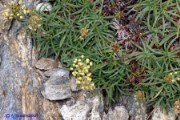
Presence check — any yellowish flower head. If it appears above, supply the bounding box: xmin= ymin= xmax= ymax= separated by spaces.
xmin=81 ymin=55 xmax=84 ymax=58
xmin=28 ymin=15 xmax=42 ymax=31
xmin=164 ymin=71 xmax=180 ymax=83
xmin=175 ymin=100 xmax=180 ymax=114
xmin=71 ymin=55 xmax=95 ymax=91
xmin=134 ymin=90 xmax=145 ymax=101
xmin=2 ymin=0 xmax=30 ymax=20
xmin=79 ymin=27 xmax=89 ymax=40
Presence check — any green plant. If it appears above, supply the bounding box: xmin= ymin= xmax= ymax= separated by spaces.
xmin=24 ymin=0 xmax=180 ymax=111
xmin=23 ymin=0 xmax=131 ymax=104
xmin=129 ymin=40 xmax=180 ymax=110
xmin=135 ymin=69 xmax=180 ymax=110
xmin=130 ymin=0 xmax=180 ymax=46
xmin=128 ymin=0 xmax=180 ymax=110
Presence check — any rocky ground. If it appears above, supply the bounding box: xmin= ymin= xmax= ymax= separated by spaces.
xmin=0 ymin=0 xmax=179 ymax=120
xmin=34 ymin=58 xmax=178 ymax=120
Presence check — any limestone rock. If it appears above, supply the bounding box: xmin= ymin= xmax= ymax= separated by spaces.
xmin=41 ymin=69 xmax=71 ymax=100
xmin=70 ymin=76 xmax=80 ymax=92
xmin=119 ymin=96 xmax=146 ymax=120
xmin=152 ymin=107 xmax=175 ymax=120
xmin=36 ymin=2 xmax=52 ymax=12
xmin=88 ymin=96 xmax=104 ymax=120
xmin=0 ymin=0 xmax=62 ymax=119
xmin=59 ymin=93 xmax=104 ymax=120
xmin=104 ymin=106 xmax=129 ymax=120
xmin=60 ymin=102 xmax=91 ymax=120
xmin=44 ymin=68 xmax=69 ymax=78
xmin=0 ymin=10 xmax=44 ymax=120
xmin=35 ymin=58 xmax=62 ymax=70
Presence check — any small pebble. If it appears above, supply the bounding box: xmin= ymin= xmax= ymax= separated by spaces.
xmin=36 ymin=2 xmax=52 ymax=12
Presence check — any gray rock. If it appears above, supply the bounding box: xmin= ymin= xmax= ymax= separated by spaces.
xmin=0 ymin=1 xmax=61 ymax=119
xmin=0 ymin=56 xmax=1 ymax=65
xmin=103 ymin=113 xmax=108 ymax=120
xmin=88 ymin=95 xmax=104 ymax=120
xmin=70 ymin=76 xmax=80 ymax=92
xmin=36 ymin=2 xmax=52 ymax=12
xmin=0 ymin=12 xmax=45 ymax=120
xmin=104 ymin=106 xmax=129 ymax=120
xmin=60 ymin=102 xmax=91 ymax=120
xmin=59 ymin=93 xmax=104 ymax=120
xmin=35 ymin=58 xmax=62 ymax=70
xmin=44 ymin=68 xmax=69 ymax=78
xmin=41 ymin=69 xmax=71 ymax=100
xmin=152 ymin=107 xmax=175 ymax=120
xmin=119 ymin=96 xmax=146 ymax=120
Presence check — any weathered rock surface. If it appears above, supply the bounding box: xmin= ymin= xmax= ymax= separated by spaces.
xmin=103 ymin=106 xmax=129 ymax=120
xmin=152 ymin=107 xmax=175 ymax=120
xmin=0 ymin=0 xmax=61 ymax=119
xmin=70 ymin=76 xmax=80 ymax=92
xmin=88 ymin=95 xmax=104 ymax=120
xmin=0 ymin=1 xmax=179 ymax=120
xmin=36 ymin=2 xmax=52 ymax=12
xmin=44 ymin=68 xmax=69 ymax=78
xmin=59 ymin=94 xmax=104 ymax=120
xmin=60 ymin=102 xmax=91 ymax=120
xmin=119 ymin=96 xmax=147 ymax=120
xmin=35 ymin=58 xmax=62 ymax=70
xmin=41 ymin=69 xmax=71 ymax=100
